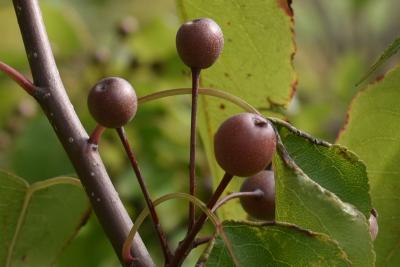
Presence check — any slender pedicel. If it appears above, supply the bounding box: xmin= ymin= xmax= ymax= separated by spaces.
xmin=0 ymin=61 xmax=36 ymax=95
xmin=169 ymin=172 xmax=233 ymax=266
xmin=188 ymin=67 xmax=201 ymax=231
xmin=88 ymin=125 xmax=105 ymax=145
xmin=212 ymin=190 xmax=264 ymax=212
xmin=116 ymin=127 xmax=172 ymax=263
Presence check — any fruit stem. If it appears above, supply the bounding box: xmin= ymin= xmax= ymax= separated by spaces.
xmin=138 ymin=87 xmax=260 ymax=115
xmin=116 ymin=127 xmax=172 ymax=263
xmin=0 ymin=61 xmax=37 ymax=96
xmin=88 ymin=124 xmax=105 ymax=145
xmin=212 ymin=189 xmax=264 ymax=212
xmin=170 ymin=172 xmax=234 ymax=267
xmin=188 ymin=67 xmax=201 ymax=232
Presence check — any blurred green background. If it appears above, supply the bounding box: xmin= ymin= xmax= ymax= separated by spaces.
xmin=0 ymin=0 xmax=399 ymax=266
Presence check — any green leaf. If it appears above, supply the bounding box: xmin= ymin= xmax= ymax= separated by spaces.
xmin=0 ymin=170 xmax=89 ymax=267
xmin=204 ymin=221 xmax=351 ymax=267
xmin=356 ymin=37 xmax=400 ymax=85
xmin=337 ymin=65 xmax=400 ymax=266
xmin=9 ymin=115 xmax=74 ymax=183
xmin=274 ymin=120 xmax=371 ymax=216
xmin=177 ymin=0 xmax=296 ymax=219
xmin=0 ymin=3 xmax=91 ymax=68
xmin=0 ymin=6 xmax=28 ymax=68
xmin=55 ymin=216 xmax=118 ymax=267
xmin=273 ymin=150 xmax=374 ymax=267
xmin=130 ymin=18 xmax=177 ymax=62
xmin=41 ymin=2 xmax=93 ymax=58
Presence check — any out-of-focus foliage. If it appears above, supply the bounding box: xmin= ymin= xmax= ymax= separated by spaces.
xmin=291 ymin=0 xmax=400 ymax=141
xmin=0 ymin=0 xmax=399 ymax=266
xmin=338 ymin=66 xmax=400 ymax=266
xmin=356 ymin=37 xmax=400 ymax=85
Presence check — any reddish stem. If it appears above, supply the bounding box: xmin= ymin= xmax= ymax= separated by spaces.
xmin=170 ymin=173 xmax=234 ymax=267
xmin=116 ymin=127 xmax=172 ymax=263
xmin=188 ymin=67 xmax=201 ymax=232
xmin=0 ymin=61 xmax=36 ymax=96
xmin=88 ymin=124 xmax=105 ymax=145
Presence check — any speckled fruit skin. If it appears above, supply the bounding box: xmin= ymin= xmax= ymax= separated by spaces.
xmin=88 ymin=77 xmax=137 ymax=128
xmin=176 ymin=18 xmax=224 ymax=69
xmin=214 ymin=113 xmax=277 ymax=177
xmin=240 ymin=170 xmax=275 ymax=220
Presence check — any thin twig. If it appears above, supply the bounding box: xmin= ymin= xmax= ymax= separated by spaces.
xmin=12 ymin=1 xmax=154 ymax=266
xmin=188 ymin=67 xmax=201 ymax=232
xmin=116 ymin=127 xmax=172 ymax=263
xmin=123 ymin=192 xmax=223 ymax=264
xmin=138 ymin=87 xmax=260 ymax=115
xmin=192 ymin=236 xmax=213 ymax=249
xmin=212 ymin=190 xmax=264 ymax=212
xmin=0 ymin=61 xmax=36 ymax=95
xmin=169 ymin=173 xmax=234 ymax=267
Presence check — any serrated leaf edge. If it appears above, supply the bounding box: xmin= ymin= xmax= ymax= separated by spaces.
xmin=206 ymin=220 xmax=352 ymax=266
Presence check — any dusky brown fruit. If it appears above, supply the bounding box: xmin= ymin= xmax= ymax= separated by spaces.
xmin=176 ymin=18 xmax=224 ymax=69
xmin=214 ymin=113 xmax=277 ymax=177
xmin=240 ymin=170 xmax=275 ymax=220
xmin=88 ymin=77 xmax=137 ymax=128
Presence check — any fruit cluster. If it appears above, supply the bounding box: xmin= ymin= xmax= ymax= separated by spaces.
xmin=86 ymin=17 xmax=277 ymax=266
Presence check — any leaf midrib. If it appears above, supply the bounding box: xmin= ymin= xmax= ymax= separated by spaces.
xmin=5 ymin=177 xmax=81 ymax=267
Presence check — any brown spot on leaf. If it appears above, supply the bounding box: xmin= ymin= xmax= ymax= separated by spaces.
xmin=227 ymin=21 xmax=231 ymax=26
xmin=224 ymin=72 xmax=230 ymax=78
xmin=336 ymin=111 xmax=351 ymax=143
xmin=246 ymin=73 xmax=252 ymax=78
xmin=219 ymin=103 xmax=226 ymax=110
xmin=289 ymin=78 xmax=298 ymax=100
xmin=228 ymin=38 xmax=233 ymax=42
xmin=375 ymin=74 xmax=385 ymax=82
xmin=277 ymin=0 xmax=293 ymax=17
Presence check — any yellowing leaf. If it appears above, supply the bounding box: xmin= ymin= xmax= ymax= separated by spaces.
xmin=177 ymin=0 xmax=296 ymax=220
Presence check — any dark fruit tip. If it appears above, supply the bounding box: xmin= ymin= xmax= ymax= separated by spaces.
xmin=254 ymin=118 xmax=268 ymax=127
